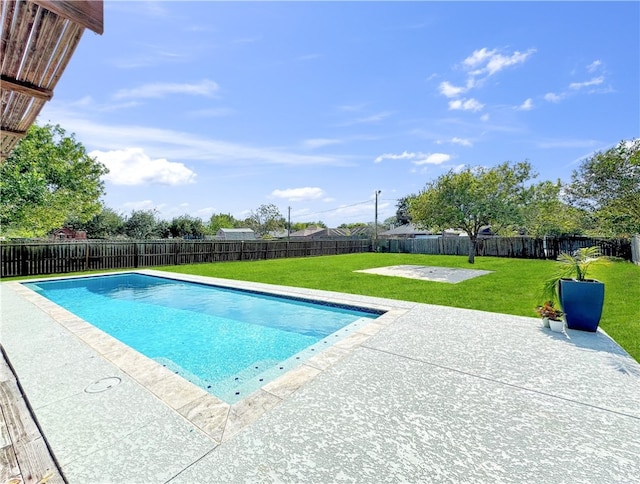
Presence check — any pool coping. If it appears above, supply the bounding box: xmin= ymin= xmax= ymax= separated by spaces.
xmin=4 ymin=269 xmax=411 ymax=444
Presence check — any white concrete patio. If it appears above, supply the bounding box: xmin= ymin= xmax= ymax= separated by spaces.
xmin=1 ymin=271 xmax=639 ymax=483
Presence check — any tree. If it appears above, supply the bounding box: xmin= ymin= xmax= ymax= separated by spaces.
xmin=0 ymin=124 xmax=108 ymax=237
xmin=169 ymin=215 xmax=205 ymax=239
xmin=66 ymin=206 xmax=126 ymax=239
xmin=338 ymin=222 xmax=367 ymax=229
xmin=520 ymin=180 xmax=588 ymax=237
xmin=410 ymin=162 xmax=535 ymax=263
xmin=566 ymin=138 xmax=640 ymax=237
xmin=395 ymin=195 xmax=415 ymax=225
xmin=207 ymin=213 xmax=239 ymax=234
xmin=289 ymin=221 xmax=327 ymax=231
xmin=124 ymin=210 xmax=164 ymax=239
xmin=247 ymin=204 xmax=285 ymax=237
xmin=87 ymin=207 xmax=126 ymax=239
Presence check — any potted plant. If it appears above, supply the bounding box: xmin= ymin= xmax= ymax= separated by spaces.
xmin=535 ymin=301 xmax=565 ymax=332
xmin=543 ymin=246 xmax=609 ymax=332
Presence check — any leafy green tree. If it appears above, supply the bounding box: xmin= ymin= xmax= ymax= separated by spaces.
xmin=521 ymin=180 xmax=588 ymax=237
xmin=566 ymin=138 xmax=640 ymax=236
xmin=247 ymin=204 xmax=285 ymax=237
xmin=168 ymin=215 xmax=205 ymax=238
xmin=290 ymin=221 xmax=327 ymax=231
xmin=124 ymin=209 xmax=164 ymax=239
xmin=0 ymin=124 xmax=108 ymax=237
xmin=65 ymin=206 xmax=126 ymax=239
xmin=383 ymin=216 xmax=398 ymax=228
xmin=410 ymin=162 xmax=535 ymax=263
xmin=338 ymin=222 xmax=367 ymax=229
xmin=395 ymin=195 xmax=415 ymax=225
xmin=207 ymin=213 xmax=240 ymax=234
xmin=87 ymin=207 xmax=126 ymax=239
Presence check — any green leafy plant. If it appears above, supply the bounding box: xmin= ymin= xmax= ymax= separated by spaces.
xmin=535 ymin=300 xmax=564 ymax=321
xmin=542 ymin=246 xmax=610 ymax=302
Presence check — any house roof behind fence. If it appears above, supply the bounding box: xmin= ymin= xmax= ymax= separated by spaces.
xmin=217 ymin=228 xmax=256 ymax=240
xmin=380 ymin=223 xmax=431 ymax=236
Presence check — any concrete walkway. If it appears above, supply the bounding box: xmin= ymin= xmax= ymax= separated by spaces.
xmin=1 ymin=272 xmax=639 ymax=483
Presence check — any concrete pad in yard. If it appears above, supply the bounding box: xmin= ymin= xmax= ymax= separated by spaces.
xmin=355 ymin=265 xmax=493 ymax=283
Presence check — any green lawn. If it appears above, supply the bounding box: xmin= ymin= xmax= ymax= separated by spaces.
xmin=160 ymin=253 xmax=640 ymax=362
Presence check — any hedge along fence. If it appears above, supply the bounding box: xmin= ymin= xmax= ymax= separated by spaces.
xmin=377 ymin=236 xmax=632 ymax=261
xmin=0 ymin=238 xmax=371 ymax=278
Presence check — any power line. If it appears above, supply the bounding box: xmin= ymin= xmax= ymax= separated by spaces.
xmin=299 ymin=199 xmax=373 ymax=217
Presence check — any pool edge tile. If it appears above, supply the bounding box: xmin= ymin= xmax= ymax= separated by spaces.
xmin=177 ymin=394 xmax=230 ymax=443
xmin=222 ymin=390 xmax=282 ymax=442
xmin=262 ymin=364 xmax=322 ymax=400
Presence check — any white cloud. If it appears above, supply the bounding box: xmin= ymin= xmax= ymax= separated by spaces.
xmin=438 ymin=47 xmax=535 ymax=111
xmin=448 ymin=98 xmax=484 ymax=112
xmin=303 ymin=138 xmax=342 ymax=149
xmin=91 ymin=147 xmax=197 ymax=185
xmin=463 ymin=48 xmax=497 ymax=68
xmin=544 ymin=92 xmax=564 ymax=103
xmin=413 ymin=153 xmax=451 ymax=165
xmin=439 ymin=81 xmax=465 ymax=98
xmin=271 ymin=187 xmax=326 ymax=201
xmin=480 ymin=114 xmax=490 ymax=122
xmin=587 ymin=60 xmax=602 ymax=73
xmin=464 ymin=48 xmax=536 ymax=77
xmin=569 ymin=76 xmax=604 ymax=90
xmin=451 ymin=137 xmax=472 ymax=146
xmin=374 ymin=151 xmax=416 ymax=163
xmin=517 ymin=98 xmax=534 ymax=111
xmin=194 ymin=207 xmax=217 ymax=218
xmin=436 ymin=137 xmax=472 ymax=146
xmin=376 ymin=151 xmax=451 ymax=165
xmin=113 ymin=79 xmax=219 ymax=100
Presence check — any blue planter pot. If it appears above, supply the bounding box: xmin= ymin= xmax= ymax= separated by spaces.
xmin=558 ymin=279 xmax=605 ymax=332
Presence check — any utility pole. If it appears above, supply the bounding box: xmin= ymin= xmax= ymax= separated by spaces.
xmin=374 ymin=190 xmax=381 ymax=247
xmin=287 ymin=206 xmax=291 ymax=240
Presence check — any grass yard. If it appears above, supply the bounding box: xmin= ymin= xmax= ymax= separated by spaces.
xmin=161 ymin=253 xmax=640 ymax=362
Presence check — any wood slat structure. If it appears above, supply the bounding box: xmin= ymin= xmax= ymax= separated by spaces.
xmin=0 ymin=0 xmax=103 ymax=161
xmin=1 ymin=347 xmax=64 ymax=484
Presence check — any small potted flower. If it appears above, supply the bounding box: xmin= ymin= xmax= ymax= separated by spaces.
xmin=535 ymin=301 xmax=565 ymax=332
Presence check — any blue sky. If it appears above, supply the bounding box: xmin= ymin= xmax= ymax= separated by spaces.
xmin=39 ymin=1 xmax=639 ymax=227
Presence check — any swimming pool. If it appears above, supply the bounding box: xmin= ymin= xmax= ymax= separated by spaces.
xmin=25 ymin=273 xmax=382 ymax=403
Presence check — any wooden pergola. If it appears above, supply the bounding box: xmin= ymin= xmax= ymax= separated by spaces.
xmin=0 ymin=0 xmax=103 ymax=162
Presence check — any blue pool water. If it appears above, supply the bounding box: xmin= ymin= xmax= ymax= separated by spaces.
xmin=25 ymin=273 xmax=380 ymax=403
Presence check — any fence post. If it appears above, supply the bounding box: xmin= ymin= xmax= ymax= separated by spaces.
xmin=20 ymin=245 xmax=29 ymax=276
xmin=632 ymin=235 xmax=640 ymax=265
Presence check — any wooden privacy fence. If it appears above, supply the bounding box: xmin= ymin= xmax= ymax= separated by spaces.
xmin=377 ymin=236 xmax=632 ymax=260
xmin=0 ymin=239 xmax=371 ymax=278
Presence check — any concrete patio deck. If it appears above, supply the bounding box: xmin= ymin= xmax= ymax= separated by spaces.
xmin=1 ymin=270 xmax=639 ymax=483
